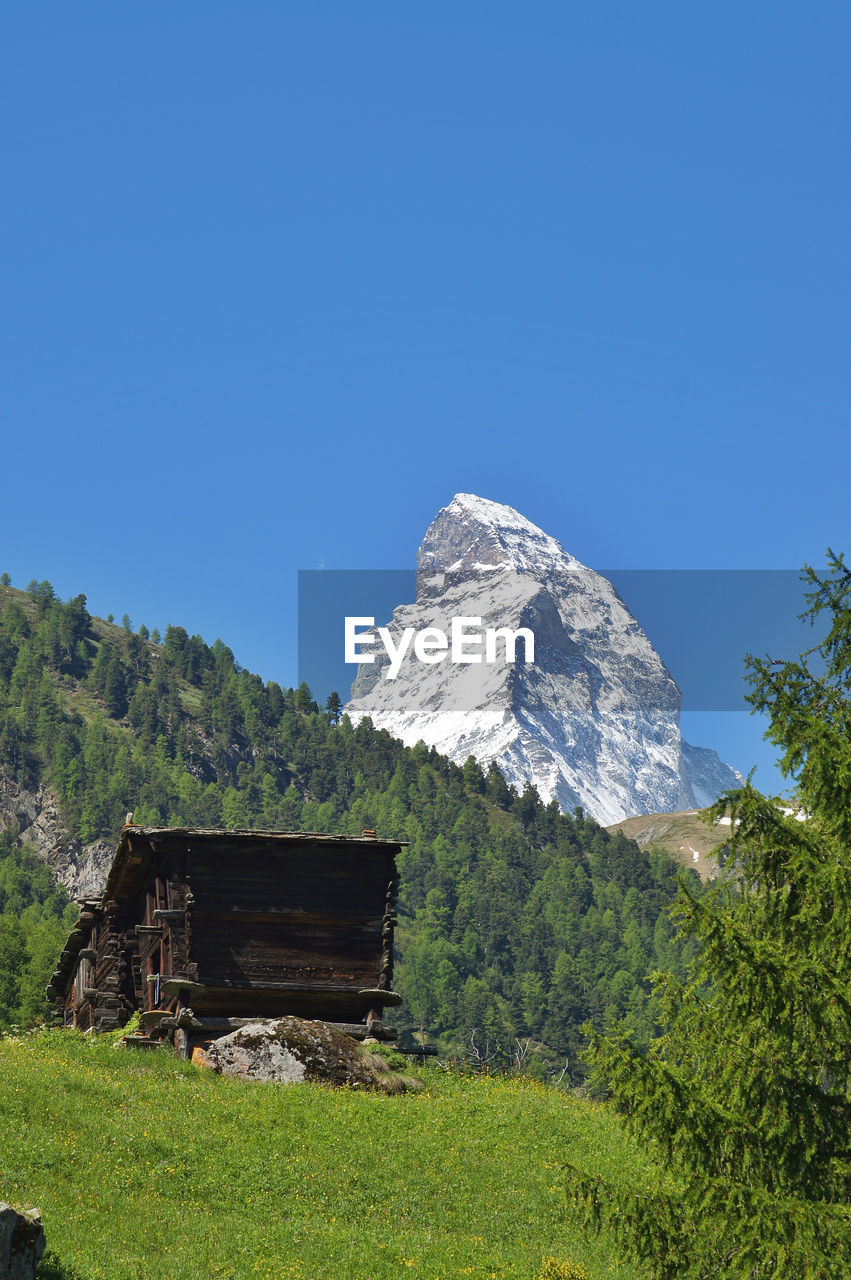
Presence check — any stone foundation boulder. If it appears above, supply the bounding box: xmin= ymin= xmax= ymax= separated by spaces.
xmin=192 ymin=1017 xmax=420 ymax=1092
xmin=0 ymin=1204 xmax=45 ymax=1280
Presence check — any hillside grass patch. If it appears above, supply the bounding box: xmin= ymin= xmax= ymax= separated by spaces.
xmin=0 ymin=1030 xmax=643 ymax=1280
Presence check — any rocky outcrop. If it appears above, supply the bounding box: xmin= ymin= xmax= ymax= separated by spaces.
xmin=192 ymin=1017 xmax=420 ymax=1092
xmin=0 ymin=1204 xmax=45 ymax=1280
xmin=346 ymin=493 xmax=742 ymax=825
xmin=0 ymin=776 xmax=112 ymax=899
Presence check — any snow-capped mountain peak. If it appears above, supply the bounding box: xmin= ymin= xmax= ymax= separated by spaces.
xmin=417 ymin=494 xmax=583 ymax=594
xmin=346 ymin=493 xmax=741 ymax=824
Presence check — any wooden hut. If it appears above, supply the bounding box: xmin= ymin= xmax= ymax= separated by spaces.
xmin=48 ymin=826 xmax=403 ymax=1056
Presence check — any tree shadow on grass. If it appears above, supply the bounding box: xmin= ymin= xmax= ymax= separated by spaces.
xmin=37 ymin=1252 xmax=91 ymax=1280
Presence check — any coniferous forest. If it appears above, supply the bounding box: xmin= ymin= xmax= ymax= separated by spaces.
xmin=0 ymin=578 xmax=695 ymax=1074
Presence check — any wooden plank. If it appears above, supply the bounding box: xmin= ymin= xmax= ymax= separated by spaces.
xmin=157 ymin=1014 xmax=397 ymax=1041
xmin=122 ymin=1035 xmax=161 ymax=1049
xmin=188 ymin=846 xmax=394 ymax=917
xmin=327 ymin=1022 xmax=397 ymax=1041
xmin=188 ymin=924 xmax=382 ymax=985
xmin=195 ymin=979 xmax=381 ymax=993
xmin=126 ymin=827 xmax=404 ymax=846
xmin=190 ymin=908 xmax=382 ymax=927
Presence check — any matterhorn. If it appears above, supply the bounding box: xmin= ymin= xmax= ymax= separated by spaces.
xmin=345 ymin=493 xmax=740 ymax=825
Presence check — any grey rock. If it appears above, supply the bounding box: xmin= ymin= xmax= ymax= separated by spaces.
xmin=0 ymin=1203 xmax=46 ymax=1279
xmin=0 ymin=776 xmax=112 ymax=898
xmin=195 ymin=1017 xmax=418 ymax=1092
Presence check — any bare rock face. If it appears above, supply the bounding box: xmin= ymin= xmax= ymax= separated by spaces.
xmin=0 ymin=1204 xmax=46 ymax=1280
xmin=0 ymin=775 xmax=112 ymax=899
xmin=192 ymin=1017 xmax=419 ymax=1093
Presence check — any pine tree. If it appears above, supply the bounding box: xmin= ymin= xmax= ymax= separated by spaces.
xmin=565 ymin=552 xmax=851 ymax=1278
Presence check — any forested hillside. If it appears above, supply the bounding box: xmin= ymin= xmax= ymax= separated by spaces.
xmin=0 ymin=578 xmax=696 ymax=1073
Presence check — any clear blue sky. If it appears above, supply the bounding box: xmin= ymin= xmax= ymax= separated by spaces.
xmin=3 ymin=6 xmax=849 ymax=796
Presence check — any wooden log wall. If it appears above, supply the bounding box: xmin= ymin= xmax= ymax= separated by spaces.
xmin=49 ymin=829 xmax=403 ymax=1040
xmin=182 ymin=840 xmax=396 ymax=1020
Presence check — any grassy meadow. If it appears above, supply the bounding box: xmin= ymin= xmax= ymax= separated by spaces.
xmin=0 ymin=1030 xmax=649 ymax=1280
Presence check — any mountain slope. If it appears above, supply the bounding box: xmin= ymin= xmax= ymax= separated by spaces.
xmin=0 ymin=577 xmax=695 ymax=1067
xmin=0 ymin=1032 xmax=643 ymax=1279
xmin=606 ymin=809 xmax=730 ymax=882
xmin=346 ymin=493 xmax=741 ymax=823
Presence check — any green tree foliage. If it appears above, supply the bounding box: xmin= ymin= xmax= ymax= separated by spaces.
xmin=0 ymin=829 xmax=75 ymax=1029
xmin=566 ymin=552 xmax=851 ymax=1277
xmin=0 ymin=582 xmax=694 ymax=1062
xmin=27 ymin=580 xmax=56 ymax=612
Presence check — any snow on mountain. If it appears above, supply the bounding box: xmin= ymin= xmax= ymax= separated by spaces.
xmin=344 ymin=493 xmax=742 ymax=825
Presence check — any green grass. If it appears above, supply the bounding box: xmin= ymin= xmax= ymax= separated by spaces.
xmin=178 ymin=685 xmax=204 ymax=714
xmin=0 ymin=1030 xmax=645 ymax=1280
